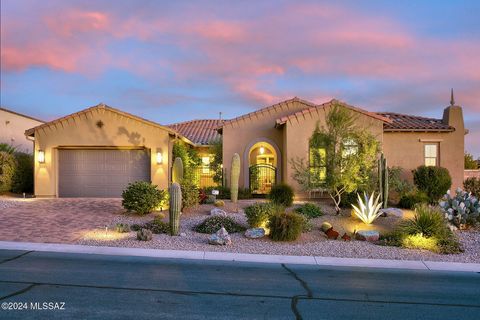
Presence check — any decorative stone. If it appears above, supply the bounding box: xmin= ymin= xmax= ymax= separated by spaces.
xmin=180 ymin=232 xmax=187 ymax=237
xmin=244 ymin=228 xmax=265 ymax=239
xmin=208 ymin=227 xmax=232 ymax=245
xmin=325 ymin=228 xmax=339 ymax=240
xmin=355 ymin=230 xmax=380 ymax=242
xmin=341 ymin=233 xmax=351 ymax=241
xmin=321 ymin=222 xmax=333 ymax=233
xmin=210 ymin=208 xmax=227 ymax=217
xmin=380 ymin=208 xmax=404 ymax=218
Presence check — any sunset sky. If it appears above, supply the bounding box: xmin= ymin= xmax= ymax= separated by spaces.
xmin=1 ymin=0 xmax=479 ymax=156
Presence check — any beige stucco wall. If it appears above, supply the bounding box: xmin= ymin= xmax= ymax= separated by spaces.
xmin=383 ymin=107 xmax=464 ymax=190
xmin=0 ymin=109 xmax=44 ymax=153
xmin=221 ymin=100 xmax=312 ymax=188
xmin=32 ymin=108 xmax=172 ymax=197
xmin=283 ymin=105 xmax=384 ymax=194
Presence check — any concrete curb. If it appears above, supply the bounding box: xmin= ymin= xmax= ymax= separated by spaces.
xmin=0 ymin=241 xmax=479 ymax=272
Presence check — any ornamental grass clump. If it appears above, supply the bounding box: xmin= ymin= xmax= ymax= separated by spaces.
xmin=268 ymin=211 xmax=304 ymax=242
xmin=351 ymin=192 xmax=383 ymax=224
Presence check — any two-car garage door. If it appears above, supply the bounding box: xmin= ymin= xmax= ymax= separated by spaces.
xmin=58 ymin=149 xmax=150 ymax=197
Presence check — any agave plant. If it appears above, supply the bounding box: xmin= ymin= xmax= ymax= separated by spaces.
xmin=351 ymin=192 xmax=383 ymax=224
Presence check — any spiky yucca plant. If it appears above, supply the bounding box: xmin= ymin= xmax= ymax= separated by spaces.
xmin=351 ymin=192 xmax=383 ymax=224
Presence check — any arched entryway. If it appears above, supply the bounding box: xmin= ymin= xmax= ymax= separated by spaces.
xmin=243 ymin=138 xmax=281 ymax=195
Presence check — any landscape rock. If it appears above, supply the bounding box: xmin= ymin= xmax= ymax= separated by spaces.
xmin=380 ymin=208 xmax=404 ymax=218
xmin=210 ymin=208 xmax=227 ymax=217
xmin=244 ymin=228 xmax=266 ymax=239
xmin=355 ymin=230 xmax=380 ymax=242
xmin=341 ymin=233 xmax=351 ymax=241
xmin=321 ymin=222 xmax=333 ymax=233
xmin=325 ymin=228 xmax=339 ymax=240
xmin=180 ymin=232 xmax=187 ymax=237
xmin=208 ymin=227 xmax=232 ymax=245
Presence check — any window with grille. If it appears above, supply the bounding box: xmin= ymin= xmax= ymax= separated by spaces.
xmin=424 ymin=144 xmax=438 ymax=166
xmin=309 ymin=147 xmax=326 ymax=187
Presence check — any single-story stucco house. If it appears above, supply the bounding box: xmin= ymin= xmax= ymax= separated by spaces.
xmin=1 ymin=107 xmax=44 ymax=153
xmin=25 ymin=95 xmax=466 ymax=198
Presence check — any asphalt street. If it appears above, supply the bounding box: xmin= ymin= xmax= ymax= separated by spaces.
xmin=0 ymin=249 xmax=479 ymax=319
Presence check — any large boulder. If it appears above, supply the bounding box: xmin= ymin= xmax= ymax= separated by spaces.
xmin=355 ymin=230 xmax=380 ymax=242
xmin=245 ymin=228 xmax=266 ymax=239
xmin=208 ymin=227 xmax=232 ymax=245
xmin=210 ymin=208 xmax=227 ymax=217
xmin=380 ymin=208 xmax=404 ymax=218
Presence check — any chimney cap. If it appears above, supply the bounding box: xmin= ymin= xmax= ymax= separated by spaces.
xmin=450 ymin=88 xmax=455 ymax=106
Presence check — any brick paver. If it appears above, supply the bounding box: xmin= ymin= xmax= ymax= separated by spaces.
xmin=0 ymin=198 xmax=123 ymax=243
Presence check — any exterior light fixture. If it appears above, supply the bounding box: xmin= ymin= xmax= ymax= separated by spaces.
xmin=38 ymin=150 xmax=45 ymax=163
xmin=259 ymin=147 xmax=265 ymax=154
xmin=156 ymin=151 xmax=163 ymax=164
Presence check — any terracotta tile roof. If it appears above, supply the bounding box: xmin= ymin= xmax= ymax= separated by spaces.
xmin=220 ymin=97 xmax=317 ymax=128
xmin=25 ymin=103 xmax=194 ymax=144
xmin=275 ymin=99 xmax=392 ymax=126
xmin=377 ymin=112 xmax=454 ymax=132
xmin=167 ymin=119 xmax=223 ymax=145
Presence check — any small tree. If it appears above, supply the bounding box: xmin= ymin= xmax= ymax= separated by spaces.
xmin=465 ymin=152 xmax=478 ymax=169
xmin=172 ymin=141 xmax=201 ymax=183
xmin=209 ymin=138 xmax=223 ymax=184
xmin=290 ymin=104 xmax=379 ymax=214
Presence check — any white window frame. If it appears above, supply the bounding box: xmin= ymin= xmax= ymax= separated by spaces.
xmin=424 ymin=143 xmax=439 ymax=167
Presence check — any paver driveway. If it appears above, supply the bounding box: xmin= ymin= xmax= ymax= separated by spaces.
xmin=0 ymin=198 xmax=123 ymax=243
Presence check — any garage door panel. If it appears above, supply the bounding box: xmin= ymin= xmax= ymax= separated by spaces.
xmin=58 ymin=149 xmax=150 ymax=198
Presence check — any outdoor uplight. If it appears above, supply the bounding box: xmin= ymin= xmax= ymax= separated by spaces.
xmin=156 ymin=151 xmax=163 ymax=164
xmin=38 ymin=150 xmax=45 ymax=163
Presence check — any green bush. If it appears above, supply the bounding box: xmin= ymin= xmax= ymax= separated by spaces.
xmin=464 ymin=177 xmax=480 ymax=197
xmin=144 ymin=220 xmax=170 ymax=234
xmin=122 ymin=181 xmax=167 ymax=214
xmin=194 ymin=216 xmax=246 ymax=234
xmin=268 ymin=183 xmax=294 ymax=207
xmin=340 ymin=190 xmax=361 ymax=208
xmin=294 ymin=203 xmax=323 ymax=218
xmin=11 ymin=152 xmax=34 ymax=194
xmin=137 ymin=228 xmax=153 ymax=241
xmin=181 ymin=180 xmax=199 ymax=210
xmin=244 ymin=202 xmax=278 ymax=228
xmin=413 ymin=166 xmax=452 ymax=203
xmin=268 ymin=211 xmax=304 ymax=241
xmin=398 ymin=205 xmax=462 ymax=254
xmin=0 ymin=151 xmax=16 ymax=193
xmin=398 ymin=191 xmax=429 ymax=209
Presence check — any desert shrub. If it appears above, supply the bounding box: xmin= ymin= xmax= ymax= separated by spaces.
xmin=377 ymin=231 xmax=403 ymax=247
xmin=122 ymin=181 xmax=167 ymax=214
xmin=295 ymin=203 xmax=323 ymax=218
xmin=413 ymin=166 xmax=452 ymax=203
xmin=244 ymin=202 xmax=278 ymax=228
xmin=397 ymin=205 xmax=462 ymax=254
xmin=398 ymin=190 xmax=429 ymax=209
xmin=340 ymin=189 xmax=361 ymax=208
xmin=137 ymin=228 xmax=153 ymax=241
xmin=0 ymin=151 xmax=16 ymax=193
xmin=194 ymin=216 xmax=246 ymax=234
xmin=11 ymin=152 xmax=34 ymax=194
xmin=181 ymin=180 xmax=199 ymax=210
xmin=268 ymin=211 xmax=304 ymax=241
xmin=115 ymin=223 xmax=130 ymax=233
xmin=268 ymin=183 xmax=294 ymax=207
xmin=439 ymin=188 xmax=480 ymax=227
xmin=144 ymin=220 xmax=170 ymax=234
xmin=464 ymin=177 xmax=480 ymax=197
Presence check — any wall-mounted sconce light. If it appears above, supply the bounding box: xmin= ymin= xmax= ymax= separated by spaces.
xmin=38 ymin=150 xmax=45 ymax=163
xmin=259 ymin=146 xmax=265 ymax=154
xmin=156 ymin=151 xmax=163 ymax=164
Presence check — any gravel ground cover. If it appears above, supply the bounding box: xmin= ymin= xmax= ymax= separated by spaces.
xmin=76 ymin=199 xmax=480 ymax=263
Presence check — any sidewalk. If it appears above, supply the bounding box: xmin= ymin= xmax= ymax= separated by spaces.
xmin=1 ymin=240 xmax=479 ymax=272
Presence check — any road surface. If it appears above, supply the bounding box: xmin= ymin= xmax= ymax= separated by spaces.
xmin=0 ymin=249 xmax=479 ymax=319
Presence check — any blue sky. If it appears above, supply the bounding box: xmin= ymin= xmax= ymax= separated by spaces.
xmin=1 ymin=0 xmax=479 ymax=156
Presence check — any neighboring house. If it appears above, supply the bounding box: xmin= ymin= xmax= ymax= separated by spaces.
xmin=25 ymin=96 xmax=466 ymax=198
xmin=0 ymin=107 xmax=44 ymax=153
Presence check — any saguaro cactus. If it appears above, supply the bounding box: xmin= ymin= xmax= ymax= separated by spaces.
xmin=230 ymin=153 xmax=240 ymax=204
xmin=378 ymin=153 xmax=389 ymax=209
xmin=169 ymin=182 xmax=182 ymax=236
xmin=172 ymin=157 xmax=184 ymax=183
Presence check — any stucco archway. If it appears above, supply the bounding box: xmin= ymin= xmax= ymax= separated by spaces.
xmin=243 ymin=137 xmax=282 ymax=191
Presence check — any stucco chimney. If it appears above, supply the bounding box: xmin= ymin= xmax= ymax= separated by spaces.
xmin=442 ymin=89 xmax=464 ymax=132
